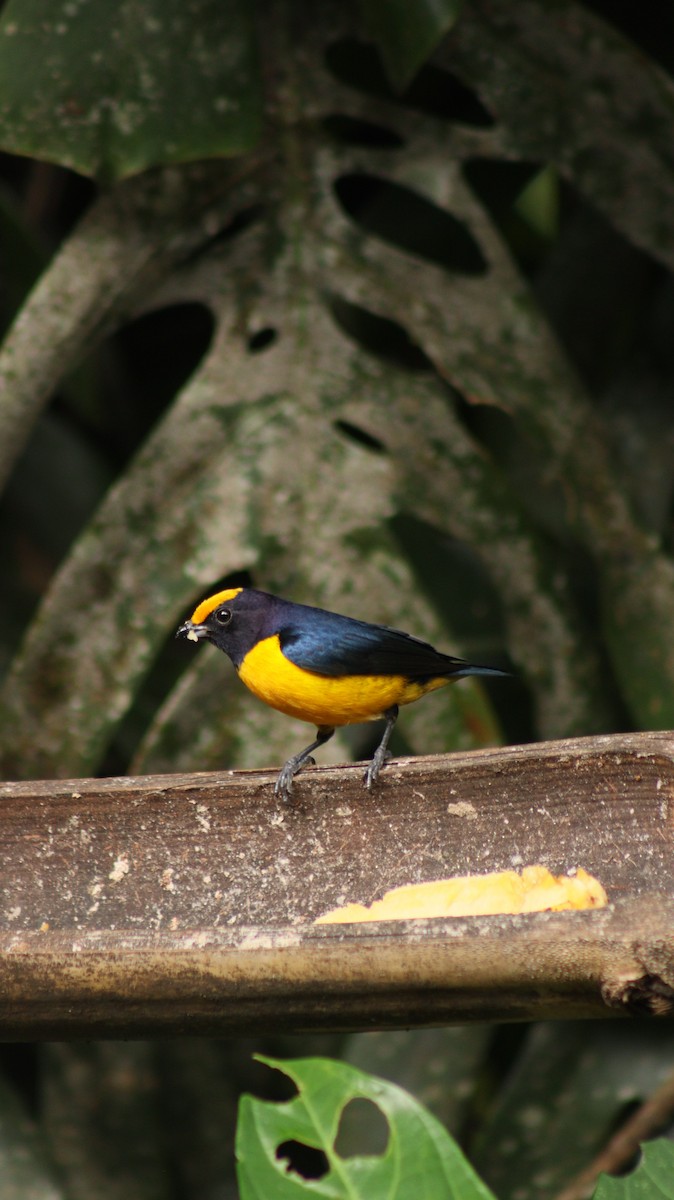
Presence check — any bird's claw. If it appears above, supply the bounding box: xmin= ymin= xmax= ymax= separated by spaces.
xmin=274 ymin=764 xmax=295 ymax=801
xmin=274 ymin=755 xmax=316 ymax=801
xmin=364 ymin=748 xmax=392 ymax=790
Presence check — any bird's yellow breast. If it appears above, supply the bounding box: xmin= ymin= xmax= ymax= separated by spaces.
xmin=237 ymin=635 xmax=450 ymax=727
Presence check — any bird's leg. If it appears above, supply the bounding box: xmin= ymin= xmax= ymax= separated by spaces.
xmin=364 ymin=705 xmax=399 ymax=790
xmin=275 ymin=725 xmax=335 ymax=800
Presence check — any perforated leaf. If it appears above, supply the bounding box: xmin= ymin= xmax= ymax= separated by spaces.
xmin=236 ymin=1055 xmax=498 ymax=1200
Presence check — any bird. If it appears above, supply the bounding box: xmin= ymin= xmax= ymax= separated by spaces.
xmin=176 ymin=587 xmax=507 ymax=799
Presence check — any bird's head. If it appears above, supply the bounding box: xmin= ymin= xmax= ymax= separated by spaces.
xmin=176 ymin=587 xmax=274 ymax=665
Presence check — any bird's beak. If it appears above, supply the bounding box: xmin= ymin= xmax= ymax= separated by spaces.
xmin=175 ymin=620 xmax=209 ymax=643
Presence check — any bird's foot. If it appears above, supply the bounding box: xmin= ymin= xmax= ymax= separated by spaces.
xmin=274 ymin=754 xmax=315 ymax=801
xmin=364 ymin=748 xmax=392 ymax=791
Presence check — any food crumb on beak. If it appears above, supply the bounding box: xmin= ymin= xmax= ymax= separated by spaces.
xmin=186 ymin=629 xmax=200 ymax=643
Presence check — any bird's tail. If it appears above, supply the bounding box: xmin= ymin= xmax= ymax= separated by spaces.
xmin=454 ymin=663 xmax=510 ymax=679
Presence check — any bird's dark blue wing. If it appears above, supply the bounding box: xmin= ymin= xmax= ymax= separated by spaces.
xmin=276 ymin=604 xmax=485 ymax=679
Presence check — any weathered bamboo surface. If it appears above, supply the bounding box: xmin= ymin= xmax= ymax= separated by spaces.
xmin=0 ymin=731 xmax=673 ymax=1038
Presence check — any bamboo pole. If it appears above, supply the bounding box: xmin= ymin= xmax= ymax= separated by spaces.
xmin=0 ymin=731 xmax=673 ymax=1038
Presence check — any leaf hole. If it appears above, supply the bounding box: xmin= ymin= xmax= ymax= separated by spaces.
xmin=464 ymin=157 xmax=556 ymax=214
xmin=462 ymin=158 xmax=565 ymax=274
xmin=325 ymin=38 xmax=495 ymax=127
xmin=328 ymin=293 xmax=433 ymax=371
xmin=334 ymin=1097 xmax=390 ymax=1158
xmin=334 ymin=420 xmax=386 ymax=454
xmin=98 ymin=303 xmax=215 ymax=467
xmin=408 ymin=64 xmax=495 ymax=128
xmin=323 ymin=114 xmax=405 ymax=149
xmin=276 ymin=1139 xmax=329 ymax=1180
xmin=247 ymin=327 xmax=278 ymax=353
xmin=334 ymin=173 xmax=488 ymax=275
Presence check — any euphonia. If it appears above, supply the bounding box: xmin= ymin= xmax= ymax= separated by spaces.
xmin=176 ymin=587 xmax=506 ymax=799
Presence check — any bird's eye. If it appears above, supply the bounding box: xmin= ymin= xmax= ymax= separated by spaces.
xmin=215 ymin=607 xmax=232 ymax=625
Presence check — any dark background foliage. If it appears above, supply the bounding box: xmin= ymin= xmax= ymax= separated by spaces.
xmin=1 ymin=0 xmax=674 ymax=1195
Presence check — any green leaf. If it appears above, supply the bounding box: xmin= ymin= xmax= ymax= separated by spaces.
xmin=512 ymin=166 xmax=560 ymax=244
xmin=236 ymin=1055 xmax=498 ymax=1200
xmin=0 ymin=0 xmax=262 ymax=182
xmin=594 ymin=1141 xmax=674 ymax=1200
xmin=360 ymin=0 xmax=462 ymax=90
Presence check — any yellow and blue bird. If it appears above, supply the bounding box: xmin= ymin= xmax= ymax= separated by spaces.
xmin=177 ymin=587 xmax=506 ymax=799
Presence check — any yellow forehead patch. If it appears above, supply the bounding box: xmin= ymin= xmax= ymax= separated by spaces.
xmin=190 ymin=587 xmax=243 ymax=625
